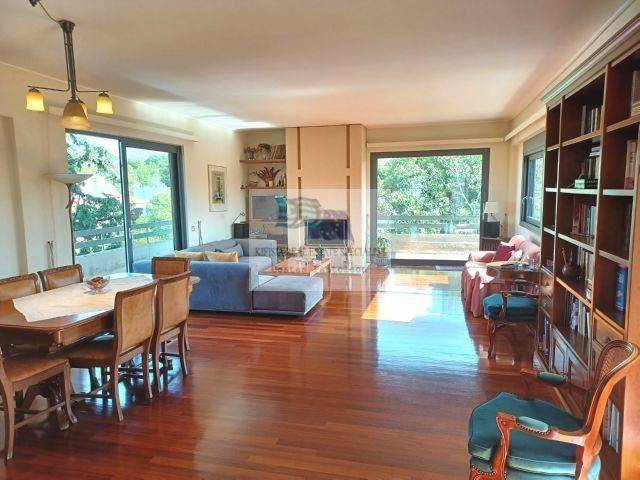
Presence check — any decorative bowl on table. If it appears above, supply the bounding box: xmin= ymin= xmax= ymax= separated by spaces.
xmin=85 ymin=276 xmax=110 ymax=294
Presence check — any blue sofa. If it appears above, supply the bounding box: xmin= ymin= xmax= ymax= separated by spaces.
xmin=133 ymin=238 xmax=323 ymax=315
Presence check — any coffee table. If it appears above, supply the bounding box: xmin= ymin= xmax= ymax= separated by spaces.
xmin=263 ymin=257 xmax=332 ymax=291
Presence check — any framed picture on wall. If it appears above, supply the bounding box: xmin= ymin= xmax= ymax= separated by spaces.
xmin=208 ymin=165 xmax=227 ymax=212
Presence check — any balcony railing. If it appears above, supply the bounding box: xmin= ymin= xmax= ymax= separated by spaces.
xmin=74 ymin=220 xmax=174 ymax=255
xmin=377 ymin=215 xmax=480 ymax=235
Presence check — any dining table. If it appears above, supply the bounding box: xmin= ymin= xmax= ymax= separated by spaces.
xmin=0 ymin=272 xmax=199 ymax=354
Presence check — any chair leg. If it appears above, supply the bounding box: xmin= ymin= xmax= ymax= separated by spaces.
xmin=151 ymin=343 xmax=161 ymax=393
xmin=142 ymin=348 xmax=153 ymax=400
xmin=488 ymin=321 xmax=497 ymax=359
xmin=61 ymin=366 xmax=77 ymax=426
xmin=2 ymin=389 xmax=15 ymax=462
xmin=184 ymin=324 xmax=190 ymax=352
xmin=178 ymin=325 xmax=189 ymax=377
xmin=110 ymin=365 xmax=124 ymax=422
xmin=88 ymin=368 xmax=99 ymax=390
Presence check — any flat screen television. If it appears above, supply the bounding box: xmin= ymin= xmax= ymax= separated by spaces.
xmin=249 ymin=191 xmax=287 ymax=221
xmin=305 ymin=219 xmax=348 ymax=246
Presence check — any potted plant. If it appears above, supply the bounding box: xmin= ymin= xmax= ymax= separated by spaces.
xmin=374 ymin=236 xmax=391 ymax=267
xmin=315 ymin=245 xmax=325 ymax=261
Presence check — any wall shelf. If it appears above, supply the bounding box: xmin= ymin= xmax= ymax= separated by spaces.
xmin=240 ymin=159 xmax=286 ymax=164
xmin=240 ymin=186 xmax=286 ymax=190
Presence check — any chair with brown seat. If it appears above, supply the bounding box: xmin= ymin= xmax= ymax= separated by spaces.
xmin=152 ymin=271 xmax=191 ymax=392
xmin=0 ymin=349 xmax=76 ymax=461
xmin=151 ymin=257 xmax=191 ymax=276
xmin=468 ymin=340 xmax=640 ymax=479
xmin=0 ymin=274 xmax=41 ymax=302
xmin=38 ymin=264 xmax=84 ymax=291
xmin=62 ymin=281 xmax=157 ymax=421
xmin=151 ymin=256 xmax=192 ymax=351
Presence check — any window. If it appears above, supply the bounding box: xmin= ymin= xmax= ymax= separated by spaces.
xmin=520 ymin=133 xmax=545 ymax=230
xmin=66 ymin=131 xmax=185 ymax=276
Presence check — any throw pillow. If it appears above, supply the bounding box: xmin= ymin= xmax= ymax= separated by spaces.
xmin=494 ymin=242 xmax=515 ymax=261
xmin=509 ymin=249 xmax=524 ymax=262
xmin=205 ymin=251 xmax=239 ymax=263
xmin=224 ymin=243 xmax=244 ymax=257
xmin=174 ymin=250 xmax=205 ymax=261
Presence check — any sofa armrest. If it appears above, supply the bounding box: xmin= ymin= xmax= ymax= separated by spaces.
xmin=469 ymin=251 xmax=496 ymax=263
xmin=187 ymin=261 xmax=254 ymax=311
xmin=234 ymin=238 xmax=278 ymax=266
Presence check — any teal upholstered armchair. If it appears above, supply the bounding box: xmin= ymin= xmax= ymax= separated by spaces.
xmin=483 ymin=279 xmax=538 ymax=358
xmin=468 ymin=341 xmax=639 ymax=480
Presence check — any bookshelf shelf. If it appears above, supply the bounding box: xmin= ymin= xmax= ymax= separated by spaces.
xmin=546 ymin=143 xmax=560 ymax=152
xmin=559 ymin=188 xmax=598 ymax=195
xmin=562 ymin=129 xmax=602 ymax=147
xmin=544 ymin=187 xmax=557 ymax=193
xmin=596 ymin=307 xmax=627 ymax=333
xmin=606 ymin=114 xmax=640 ymax=133
xmin=602 ymin=189 xmax=634 ymax=197
xmin=239 ymin=159 xmax=287 ymax=164
xmin=556 ymin=324 xmax=590 ymax=367
xmin=599 ymin=249 xmax=629 ymax=266
xmin=543 ymin=226 xmax=556 ymax=236
xmin=557 ymin=232 xmax=595 ymax=252
xmin=556 ymin=276 xmax=591 ymax=308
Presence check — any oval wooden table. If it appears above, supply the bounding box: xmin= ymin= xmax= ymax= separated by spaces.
xmin=0 ymin=272 xmax=199 ymax=353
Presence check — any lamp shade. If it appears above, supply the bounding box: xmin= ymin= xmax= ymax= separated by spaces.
xmin=484 ymin=201 xmax=500 ymax=215
xmin=25 ymin=88 xmax=45 ymax=111
xmin=48 ymin=173 xmax=92 ymax=185
xmin=96 ymin=92 xmax=114 ymax=114
xmin=61 ymin=99 xmax=90 ymax=130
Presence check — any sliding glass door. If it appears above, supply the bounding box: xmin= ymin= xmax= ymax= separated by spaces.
xmin=370 ymin=149 xmax=489 ymax=264
xmin=66 ymin=132 xmax=183 ymax=276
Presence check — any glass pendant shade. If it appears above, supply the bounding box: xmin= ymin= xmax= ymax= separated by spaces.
xmin=61 ymin=99 xmax=90 ymax=130
xmin=25 ymin=88 xmax=45 ymax=111
xmin=96 ymin=92 xmax=114 ymax=114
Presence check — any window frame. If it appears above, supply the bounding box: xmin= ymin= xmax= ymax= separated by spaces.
xmin=520 ymin=148 xmax=544 ymax=231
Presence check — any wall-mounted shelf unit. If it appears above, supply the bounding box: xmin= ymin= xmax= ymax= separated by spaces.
xmin=539 ymin=39 xmax=640 ymax=480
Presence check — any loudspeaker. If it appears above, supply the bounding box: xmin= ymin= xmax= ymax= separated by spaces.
xmin=233 ymin=222 xmax=249 ymax=239
xmin=483 ymin=220 xmax=500 ymax=238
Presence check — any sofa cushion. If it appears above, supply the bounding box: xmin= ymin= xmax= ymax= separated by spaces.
xmin=174 ymin=250 xmax=205 ymax=261
xmin=223 ymin=243 xmax=244 ymax=257
xmin=470 ymin=457 xmax=600 ymax=480
xmin=205 ymin=251 xmax=239 ymax=263
xmin=238 ymin=256 xmax=272 ymax=276
xmin=494 ymin=242 xmax=515 ymax=261
xmin=468 ymin=392 xmax=584 ymax=476
xmin=184 ymin=240 xmax=236 ymax=253
xmin=253 ymin=276 xmax=323 ymax=313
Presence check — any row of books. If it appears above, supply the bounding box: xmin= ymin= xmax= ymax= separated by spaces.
xmin=574 ymin=144 xmax=600 ymax=188
xmin=624 ymin=140 xmax=637 ymax=189
xmin=565 ymin=292 xmax=591 ymax=337
xmin=571 ymin=202 xmax=597 ymax=239
xmin=602 ymin=399 xmax=621 ymax=453
xmin=579 ymin=249 xmax=595 ymax=300
xmin=630 ymin=70 xmax=640 ymax=116
xmin=580 ymin=105 xmax=601 ymax=135
xmin=539 ymin=314 xmax=551 ymax=357
xmin=269 ymin=144 xmax=286 ymax=160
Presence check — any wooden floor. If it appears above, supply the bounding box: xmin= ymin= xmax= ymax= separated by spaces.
xmin=2 ymin=266 xmax=556 ymax=479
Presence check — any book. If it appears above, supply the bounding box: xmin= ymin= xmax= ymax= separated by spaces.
xmin=631 ymin=70 xmax=640 ymax=116
xmin=624 ymin=140 xmax=637 ymax=189
xmin=615 ymin=265 xmax=628 ymax=312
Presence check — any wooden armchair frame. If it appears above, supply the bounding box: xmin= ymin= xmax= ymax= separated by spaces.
xmin=486 ymin=280 xmax=538 ymax=358
xmin=38 ymin=264 xmax=84 ymax=291
xmin=470 ymin=340 xmax=640 ymax=480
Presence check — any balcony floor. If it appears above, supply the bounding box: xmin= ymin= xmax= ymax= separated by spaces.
xmin=386 ymin=233 xmax=478 ymax=262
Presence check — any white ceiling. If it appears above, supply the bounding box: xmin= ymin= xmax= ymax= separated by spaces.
xmin=0 ymin=0 xmax=627 ymax=129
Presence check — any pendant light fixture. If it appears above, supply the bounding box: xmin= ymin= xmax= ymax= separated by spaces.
xmin=25 ymin=0 xmax=114 ymax=129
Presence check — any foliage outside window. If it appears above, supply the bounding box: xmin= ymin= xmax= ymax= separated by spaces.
xmin=520 ymin=148 xmax=544 ymax=230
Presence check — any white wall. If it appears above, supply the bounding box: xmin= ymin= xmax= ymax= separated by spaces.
xmin=0 ymin=62 xmax=243 ymax=276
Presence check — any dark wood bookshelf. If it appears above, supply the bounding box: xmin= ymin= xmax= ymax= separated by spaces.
xmin=540 ymin=37 xmax=640 ymax=479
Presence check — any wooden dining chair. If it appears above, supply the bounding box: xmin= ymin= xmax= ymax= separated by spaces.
xmin=0 ymin=274 xmax=41 ymax=302
xmin=151 ymin=256 xmax=192 ymax=351
xmin=468 ymin=340 xmax=640 ymax=480
xmin=62 ymin=281 xmax=157 ymax=421
xmin=152 ymin=271 xmax=191 ymax=392
xmin=38 ymin=264 xmax=84 ymax=291
xmin=0 ymin=349 xmax=77 ymax=461
xmin=151 ymin=256 xmax=191 ymax=276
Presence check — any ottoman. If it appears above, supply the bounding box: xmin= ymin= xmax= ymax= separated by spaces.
xmin=252 ymin=275 xmax=324 ymax=315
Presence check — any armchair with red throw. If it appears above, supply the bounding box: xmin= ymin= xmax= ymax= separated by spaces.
xmin=461 ymin=235 xmax=540 ymax=317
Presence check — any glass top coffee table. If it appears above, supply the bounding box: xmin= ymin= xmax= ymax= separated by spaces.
xmin=263 ymin=257 xmax=332 ymax=292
